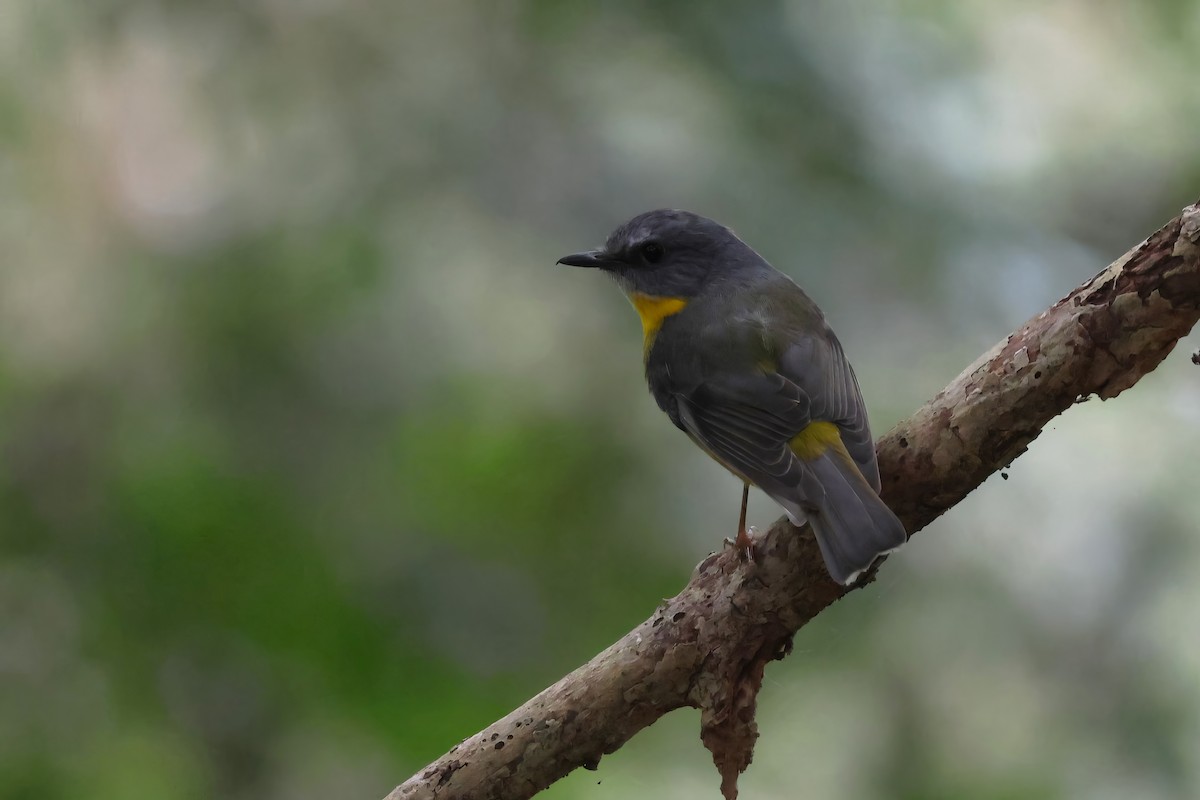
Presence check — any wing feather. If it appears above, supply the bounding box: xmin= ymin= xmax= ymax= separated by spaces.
xmin=777 ymin=334 xmax=880 ymax=491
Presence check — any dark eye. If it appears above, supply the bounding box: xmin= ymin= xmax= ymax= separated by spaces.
xmin=641 ymin=241 xmax=664 ymax=264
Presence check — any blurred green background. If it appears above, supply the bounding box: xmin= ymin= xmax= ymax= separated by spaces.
xmin=2 ymin=2 xmax=1199 ymax=798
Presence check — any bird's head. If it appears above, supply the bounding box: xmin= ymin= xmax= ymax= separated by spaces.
xmin=558 ymin=209 xmax=753 ymax=299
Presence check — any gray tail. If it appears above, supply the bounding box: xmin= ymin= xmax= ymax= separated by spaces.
xmin=798 ymin=451 xmax=907 ymax=585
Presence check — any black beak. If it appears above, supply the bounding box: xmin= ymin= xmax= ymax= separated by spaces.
xmin=557 ymin=249 xmax=616 ymax=269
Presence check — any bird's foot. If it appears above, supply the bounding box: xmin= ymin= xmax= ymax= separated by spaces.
xmin=723 ymin=526 xmax=759 ymax=563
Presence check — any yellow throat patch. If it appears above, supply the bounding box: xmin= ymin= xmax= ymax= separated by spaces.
xmin=628 ymin=293 xmax=687 ymax=355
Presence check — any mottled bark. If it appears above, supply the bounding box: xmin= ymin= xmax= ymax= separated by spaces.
xmin=389 ymin=202 xmax=1200 ymax=800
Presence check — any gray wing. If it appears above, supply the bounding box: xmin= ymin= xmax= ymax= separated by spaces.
xmin=648 ymin=281 xmax=879 ymax=493
xmin=776 ymin=333 xmax=880 ymax=491
xmin=672 ymin=371 xmax=819 ymax=508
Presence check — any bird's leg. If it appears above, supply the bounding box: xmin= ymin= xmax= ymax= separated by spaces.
xmin=723 ymin=482 xmax=758 ymax=561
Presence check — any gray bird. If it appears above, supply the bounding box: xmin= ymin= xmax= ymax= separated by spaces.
xmin=559 ymin=209 xmax=906 ymax=584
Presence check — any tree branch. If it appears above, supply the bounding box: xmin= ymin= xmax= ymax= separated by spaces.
xmin=389 ymin=201 xmax=1200 ymax=800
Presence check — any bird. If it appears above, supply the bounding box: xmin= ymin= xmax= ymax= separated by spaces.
xmin=558 ymin=209 xmax=906 ymax=585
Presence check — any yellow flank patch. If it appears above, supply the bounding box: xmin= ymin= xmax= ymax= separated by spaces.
xmin=789 ymin=421 xmax=843 ymax=460
xmin=628 ymin=293 xmax=687 ymax=354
